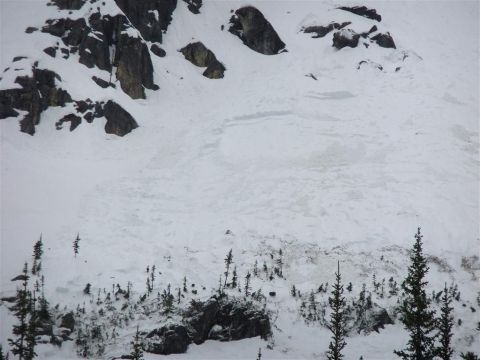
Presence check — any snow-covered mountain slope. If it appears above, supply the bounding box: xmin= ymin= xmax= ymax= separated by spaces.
xmin=1 ymin=0 xmax=479 ymax=359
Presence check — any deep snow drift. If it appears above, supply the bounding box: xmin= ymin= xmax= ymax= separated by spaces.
xmin=0 ymin=0 xmax=479 ymax=359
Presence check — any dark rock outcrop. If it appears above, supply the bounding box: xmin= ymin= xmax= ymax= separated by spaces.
xmin=50 ymin=0 xmax=86 ymax=10
xmin=43 ymin=46 xmax=57 ymax=57
xmin=114 ymin=0 xmax=177 ymax=43
xmin=332 ymin=29 xmax=360 ymax=49
xmin=91 ymin=76 xmax=110 ymax=88
xmin=303 ymin=22 xmax=350 ymax=38
xmin=151 ymin=44 xmax=166 ymax=57
xmin=41 ymin=13 xmax=157 ymax=99
xmin=183 ymin=0 xmax=202 ymax=14
xmin=143 ymin=297 xmax=271 ymax=355
xmin=103 ymin=100 xmax=138 ymax=136
xmin=229 ymin=6 xmax=286 ymax=55
xmin=371 ymin=32 xmax=396 ymax=49
xmin=59 ymin=311 xmax=76 ymax=331
xmin=337 ymin=6 xmax=382 ymax=22
xmin=55 ymin=113 xmax=81 ymax=131
xmin=354 ymin=306 xmax=394 ymax=334
xmin=144 ymin=325 xmax=190 ymax=355
xmin=180 ymin=42 xmax=225 ymax=79
xmin=0 ymin=67 xmax=72 ymax=135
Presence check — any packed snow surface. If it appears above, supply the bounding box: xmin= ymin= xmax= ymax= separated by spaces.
xmin=0 ymin=0 xmax=479 ymax=359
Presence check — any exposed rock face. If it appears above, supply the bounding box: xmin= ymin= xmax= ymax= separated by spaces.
xmin=60 ymin=311 xmax=76 ymax=331
xmin=180 ymin=42 xmax=226 ymax=79
xmin=103 ymin=100 xmax=138 ymax=136
xmin=183 ymin=0 xmax=202 ymax=14
xmin=185 ymin=298 xmax=271 ymax=342
xmin=337 ymin=6 xmax=382 ymax=22
xmin=41 ymin=13 xmax=157 ymax=99
xmin=114 ymin=0 xmax=177 ymax=43
xmin=371 ymin=32 xmax=396 ymax=49
xmin=50 ymin=0 xmax=86 ymax=10
xmin=143 ymin=297 xmax=271 ymax=355
xmin=354 ymin=306 xmax=394 ymax=334
xmin=0 ymin=67 xmax=72 ymax=135
xmin=229 ymin=6 xmax=286 ymax=55
xmin=332 ymin=29 xmax=360 ymax=49
xmin=144 ymin=325 xmax=190 ymax=355
xmin=115 ymin=33 xmax=158 ymax=98
xmin=303 ymin=22 xmax=350 ymax=38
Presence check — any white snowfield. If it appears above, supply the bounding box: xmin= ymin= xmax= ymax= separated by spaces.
xmin=0 ymin=0 xmax=479 ymax=359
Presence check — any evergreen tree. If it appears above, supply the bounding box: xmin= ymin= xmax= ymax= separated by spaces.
xmin=326 ymin=261 xmax=347 ymax=360
xmin=73 ymin=233 xmax=80 ymax=257
xmin=24 ymin=291 xmax=38 ymax=360
xmin=8 ymin=263 xmax=30 ymax=360
xmin=253 ymin=260 xmax=258 ymax=277
xmin=83 ymin=283 xmax=91 ymax=295
xmin=291 ymin=285 xmax=297 ymax=297
xmin=437 ymin=283 xmax=454 ymax=360
xmin=231 ymin=266 xmax=238 ymax=288
xmin=224 ymin=249 xmax=233 ymax=287
xmin=130 ymin=326 xmax=144 ymax=360
xmin=183 ymin=276 xmax=188 ymax=292
xmin=0 ymin=345 xmax=8 ymax=360
xmin=32 ymin=235 xmax=43 ymax=275
xmin=244 ymin=271 xmax=251 ymax=297
xmin=161 ymin=284 xmax=174 ymax=315
xmin=394 ymin=228 xmax=436 ymax=360
xmin=461 ymin=353 xmax=479 ymax=360
xmin=256 ymin=347 xmax=262 ymax=360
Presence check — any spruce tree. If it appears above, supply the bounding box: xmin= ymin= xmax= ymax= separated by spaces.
xmin=437 ymin=283 xmax=454 ymax=360
xmin=32 ymin=235 xmax=43 ymax=275
xmin=73 ymin=233 xmax=80 ymax=257
xmin=130 ymin=326 xmax=144 ymax=360
xmin=394 ymin=228 xmax=436 ymax=360
xmin=224 ymin=249 xmax=233 ymax=287
xmin=24 ymin=291 xmax=38 ymax=360
xmin=8 ymin=263 xmax=30 ymax=360
xmin=244 ymin=271 xmax=251 ymax=297
xmin=326 ymin=261 xmax=347 ymax=360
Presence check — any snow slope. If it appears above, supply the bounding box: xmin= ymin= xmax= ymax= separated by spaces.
xmin=1 ymin=0 xmax=479 ymax=359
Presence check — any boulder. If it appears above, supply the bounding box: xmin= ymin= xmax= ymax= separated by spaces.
xmin=203 ymin=60 xmax=226 ymax=79
xmin=332 ymin=29 xmax=360 ymax=49
xmin=150 ymin=44 xmax=166 ymax=57
xmin=303 ymin=22 xmax=350 ymax=38
xmin=371 ymin=32 xmax=396 ymax=49
xmin=50 ymin=0 xmax=86 ymax=10
xmin=337 ymin=6 xmax=382 ymax=22
xmin=60 ymin=311 xmax=75 ymax=331
xmin=354 ymin=306 xmax=394 ymax=334
xmin=229 ymin=6 xmax=286 ymax=55
xmin=183 ymin=0 xmax=202 ymax=14
xmin=103 ymin=100 xmax=138 ymax=136
xmin=91 ymin=76 xmax=110 ymax=89
xmin=43 ymin=47 xmax=57 ymax=57
xmin=55 ymin=113 xmax=81 ymax=131
xmin=144 ymin=325 xmax=189 ymax=355
xmin=180 ymin=42 xmax=216 ymax=67
xmin=114 ymin=0 xmax=177 ymax=43
xmin=180 ymin=42 xmax=225 ymax=79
